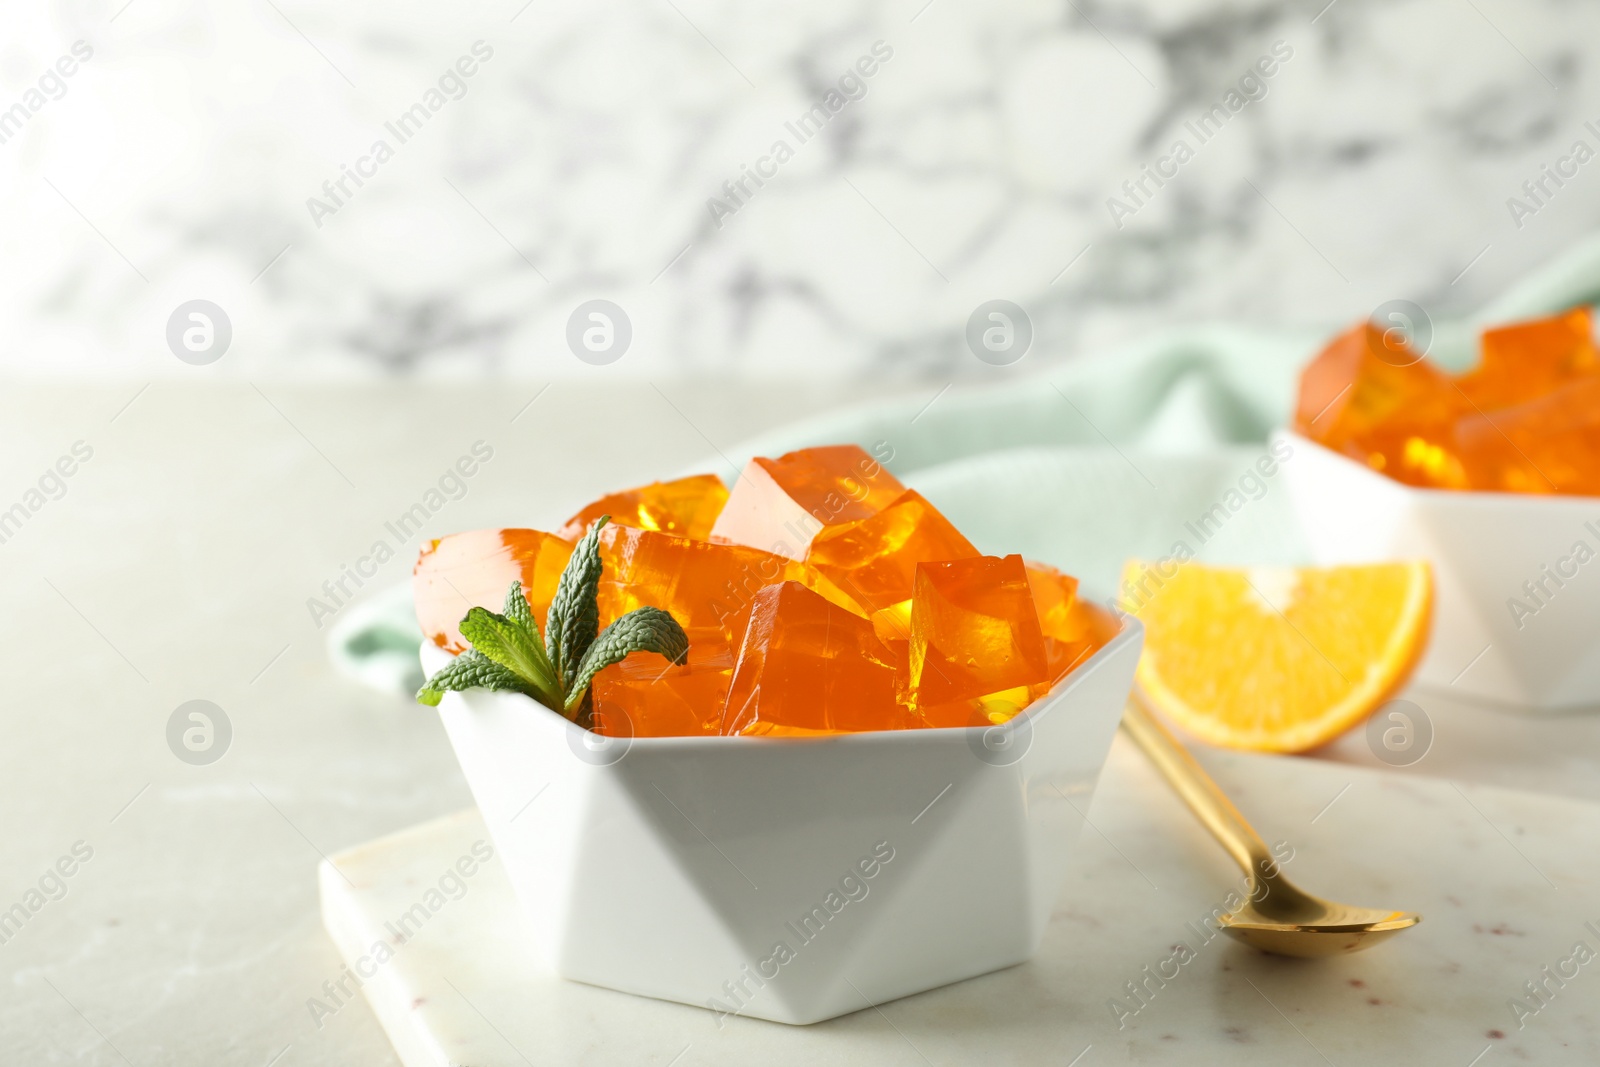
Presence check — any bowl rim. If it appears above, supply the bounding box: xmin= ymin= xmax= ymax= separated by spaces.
xmin=1276 ymin=429 xmax=1600 ymax=513
xmin=425 ymin=614 xmax=1143 ymax=751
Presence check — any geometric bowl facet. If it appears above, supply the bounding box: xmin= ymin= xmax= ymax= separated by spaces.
xmin=1277 ymin=430 xmax=1600 ymax=712
xmin=423 ymin=615 xmax=1142 ymax=1024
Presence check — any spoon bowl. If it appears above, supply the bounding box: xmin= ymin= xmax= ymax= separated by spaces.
xmin=1221 ymin=911 xmax=1418 ymax=958
xmin=1221 ymin=884 xmax=1420 ymax=957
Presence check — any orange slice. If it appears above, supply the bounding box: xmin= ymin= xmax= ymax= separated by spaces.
xmin=1120 ymin=560 xmax=1433 ymax=753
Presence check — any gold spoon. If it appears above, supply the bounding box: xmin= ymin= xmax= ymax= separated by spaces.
xmin=1120 ymin=694 xmax=1420 ymax=958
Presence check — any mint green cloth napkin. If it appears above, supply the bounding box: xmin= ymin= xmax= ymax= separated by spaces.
xmin=330 ymin=234 xmax=1600 ymax=695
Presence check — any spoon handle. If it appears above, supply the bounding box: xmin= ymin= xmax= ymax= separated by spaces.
xmin=1120 ymin=694 xmax=1274 ymax=877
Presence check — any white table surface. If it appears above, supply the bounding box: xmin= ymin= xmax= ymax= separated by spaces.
xmin=5 ymin=380 xmax=1600 ymax=1065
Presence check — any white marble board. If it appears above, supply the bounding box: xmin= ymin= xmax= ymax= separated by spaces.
xmin=319 ymin=735 xmax=1600 ymax=1065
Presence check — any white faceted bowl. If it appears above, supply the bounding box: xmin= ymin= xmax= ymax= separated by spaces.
xmin=422 ymin=617 xmax=1142 ymax=1025
xmin=1277 ymin=430 xmax=1600 ymax=711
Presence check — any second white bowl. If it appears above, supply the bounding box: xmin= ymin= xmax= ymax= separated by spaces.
xmin=1277 ymin=430 xmax=1600 ymax=711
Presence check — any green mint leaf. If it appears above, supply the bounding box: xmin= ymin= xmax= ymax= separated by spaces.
xmin=503 ymin=579 xmax=535 ymax=629
xmin=545 ymin=515 xmax=608 ymax=688
xmin=501 ymin=580 xmax=558 ymax=682
xmin=459 ymin=606 xmax=562 ymax=710
xmin=563 ymin=606 xmax=689 ymax=713
xmin=415 ymin=649 xmax=531 ymax=706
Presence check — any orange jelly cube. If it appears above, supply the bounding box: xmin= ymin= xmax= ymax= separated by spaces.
xmin=915 ymin=685 xmax=1036 ymax=730
xmin=590 ymin=658 xmax=729 ymax=738
xmin=806 ymin=489 xmax=980 ymax=613
xmin=709 ymin=444 xmax=904 ymax=559
xmin=1458 ymin=308 xmax=1600 ymax=411
xmin=414 ymin=529 xmax=573 ymax=653
xmin=913 ymin=575 xmax=1117 ymax=730
xmin=1294 ymin=322 xmax=1465 ymax=489
xmin=1456 ymin=376 xmax=1600 ymax=495
xmin=1025 ymin=561 xmax=1080 ymax=639
xmin=1025 ymin=561 xmax=1113 ymax=681
xmin=596 ymin=525 xmax=859 ymax=656
xmin=1044 ymin=599 xmax=1121 ymax=682
xmin=869 ymin=599 xmax=913 ymax=654
xmin=908 ymin=554 xmax=1050 ymax=710
xmin=555 ymin=473 xmax=729 ymax=542
xmin=722 ymin=581 xmax=912 ymax=735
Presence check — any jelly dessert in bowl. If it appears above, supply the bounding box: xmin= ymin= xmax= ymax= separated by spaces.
xmin=413 ymin=445 xmax=1142 ymax=1023
xmin=1278 ymin=308 xmax=1600 ymax=710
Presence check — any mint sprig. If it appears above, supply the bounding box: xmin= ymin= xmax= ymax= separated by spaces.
xmin=416 ymin=515 xmax=690 ymax=719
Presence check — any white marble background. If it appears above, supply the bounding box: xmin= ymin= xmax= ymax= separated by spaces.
xmin=2 ymin=0 xmax=1598 ymax=379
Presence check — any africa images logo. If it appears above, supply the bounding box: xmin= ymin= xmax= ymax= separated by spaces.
xmin=305 ymin=41 xmax=495 ymax=227
xmin=706 ymin=41 xmax=894 ymax=228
